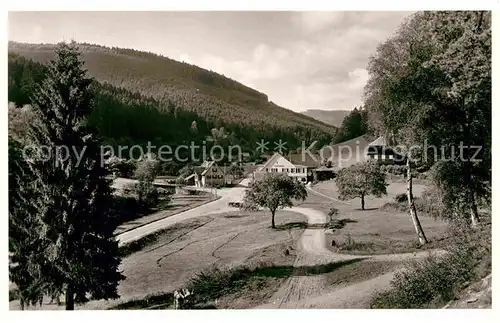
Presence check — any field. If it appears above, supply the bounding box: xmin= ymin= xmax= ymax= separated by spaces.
xmin=115 ymin=191 xmax=216 ymax=235
xmin=9 ymin=178 xmax=452 ymax=310
xmin=305 ymin=180 xmax=449 ymax=254
xmin=9 ymin=209 xmax=305 ymax=310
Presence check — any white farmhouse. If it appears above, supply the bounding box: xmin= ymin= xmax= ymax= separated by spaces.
xmin=253 ymin=152 xmax=308 ymax=183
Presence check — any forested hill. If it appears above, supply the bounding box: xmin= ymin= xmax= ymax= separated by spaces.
xmin=8 ymin=42 xmax=335 ymax=150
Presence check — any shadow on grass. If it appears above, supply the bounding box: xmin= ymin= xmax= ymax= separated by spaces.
xmin=294 ymin=258 xmax=365 ymax=276
xmin=355 ymin=207 xmax=379 ymax=211
xmin=118 ymin=228 xmax=171 ymax=257
xmin=274 ymin=221 xmax=308 ymax=231
xmin=251 ymin=258 xmax=366 ymax=277
xmin=109 ymin=292 xmax=174 ymax=310
xmin=328 ymin=218 xmax=358 ymax=230
xmin=224 ymin=214 xmax=250 ymax=219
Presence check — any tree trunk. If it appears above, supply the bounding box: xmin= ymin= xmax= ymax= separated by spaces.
xmin=463 ymin=96 xmax=480 ymax=227
xmin=406 ymin=159 xmax=428 ymax=245
xmin=470 ymin=189 xmax=480 ymax=227
xmin=361 ymin=194 xmax=365 ymax=210
xmin=65 ymin=284 xmax=74 ymax=311
xmin=465 ymin=150 xmax=480 ymax=227
xmin=271 ymin=210 xmax=276 ymax=229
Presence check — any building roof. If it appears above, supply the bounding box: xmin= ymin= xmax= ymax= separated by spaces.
xmin=199 ymin=161 xmax=215 ymax=176
xmin=256 ymin=152 xmax=312 ymax=172
xmin=287 ymin=153 xmax=321 ymax=168
xmin=184 ymin=173 xmax=198 ymax=181
xmin=259 ymin=152 xmax=284 ymax=170
xmin=367 ymin=136 xmax=387 ymax=147
xmin=318 ymin=135 xmax=372 ymax=160
xmin=200 ymin=160 xmax=214 ymax=168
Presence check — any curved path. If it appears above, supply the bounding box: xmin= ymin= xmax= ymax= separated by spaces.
xmin=117 ymin=186 xmax=247 ymax=245
xmin=255 ymin=205 xmax=445 ymax=309
xmin=116 ymin=176 xmax=442 ymax=309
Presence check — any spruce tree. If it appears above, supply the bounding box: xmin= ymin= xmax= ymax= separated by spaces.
xmin=18 ymin=42 xmax=124 ymax=310
xmin=9 ymin=136 xmax=46 ymax=309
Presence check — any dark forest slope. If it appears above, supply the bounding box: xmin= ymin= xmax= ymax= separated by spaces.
xmin=9 ymin=41 xmax=335 ymax=143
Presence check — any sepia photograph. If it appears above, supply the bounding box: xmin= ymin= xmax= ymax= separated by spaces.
xmin=6 ymin=4 xmax=493 ymax=315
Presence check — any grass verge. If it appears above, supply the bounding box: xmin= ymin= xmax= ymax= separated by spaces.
xmin=370 ymin=222 xmax=491 ymax=308
xmin=9 ymin=289 xmax=19 ymax=302
xmin=119 ymin=217 xmax=212 ymax=257
xmin=109 ymin=292 xmax=174 ymax=310
xmin=109 ymin=259 xmax=364 ymax=309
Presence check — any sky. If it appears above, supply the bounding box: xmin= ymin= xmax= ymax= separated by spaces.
xmin=8 ymin=11 xmax=412 ymax=112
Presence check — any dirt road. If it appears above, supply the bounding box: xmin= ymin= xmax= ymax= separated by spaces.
xmin=117 ymin=185 xmax=247 ymax=245
xmin=116 ymin=176 xmax=440 ymax=309
xmin=256 ymin=204 xmax=444 ymax=309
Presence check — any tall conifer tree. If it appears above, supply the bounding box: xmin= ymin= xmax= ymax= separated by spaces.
xmin=17 ymin=42 xmax=124 ymax=310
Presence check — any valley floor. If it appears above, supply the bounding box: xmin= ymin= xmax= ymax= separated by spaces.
xmin=9 ymin=178 xmax=453 ymax=310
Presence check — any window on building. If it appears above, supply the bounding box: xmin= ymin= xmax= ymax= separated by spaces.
xmin=291 ymin=168 xmax=295 ymax=173
xmin=213 ymin=168 xmax=217 ymax=172
xmin=374 ymin=155 xmax=379 ymax=160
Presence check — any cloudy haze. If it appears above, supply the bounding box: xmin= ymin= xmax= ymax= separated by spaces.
xmin=8 ymin=11 xmax=412 ymax=112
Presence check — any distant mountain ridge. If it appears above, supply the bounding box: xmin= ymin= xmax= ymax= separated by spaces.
xmin=300 ymin=109 xmax=351 ymax=127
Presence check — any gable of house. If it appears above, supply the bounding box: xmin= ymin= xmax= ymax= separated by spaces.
xmin=268 ymin=155 xmax=295 ymax=169
xmin=201 ymin=162 xmax=225 ymax=180
xmin=255 ymin=153 xmax=308 ymax=176
xmin=259 ymin=153 xmax=294 ymax=171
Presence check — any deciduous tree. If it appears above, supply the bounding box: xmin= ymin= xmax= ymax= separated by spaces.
xmin=134 ymin=153 xmax=160 ymax=206
xmin=243 ymin=173 xmax=307 ymax=228
xmin=364 ymin=11 xmax=491 ymax=228
xmin=336 ymin=161 xmax=387 ymax=211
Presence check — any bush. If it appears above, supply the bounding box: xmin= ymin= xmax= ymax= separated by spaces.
xmin=175 ymin=177 xmax=186 ymax=186
xmin=393 ymin=165 xmax=406 ymax=175
xmin=122 ymin=182 xmax=168 ymax=209
xmin=111 ymin=195 xmax=149 ymax=225
xmin=185 ymin=263 xmax=292 ymax=305
xmin=371 ymin=224 xmax=490 ymax=309
xmin=157 ymin=187 xmax=174 ymax=198
xmin=394 ymin=193 xmax=407 ymax=203
xmin=380 ymin=197 xmax=427 ymax=214
xmin=382 ymin=164 xmax=407 ymax=176
xmin=106 ymin=156 xmax=136 ymax=178
xmin=328 ymin=207 xmax=339 ymax=219
xmin=109 ymin=292 xmax=174 ymax=310
xmin=186 ymin=188 xmax=201 ymax=195
xmin=134 ymin=181 xmax=159 ymax=206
